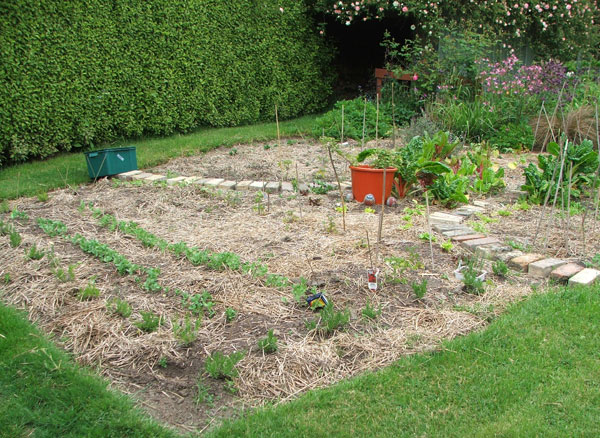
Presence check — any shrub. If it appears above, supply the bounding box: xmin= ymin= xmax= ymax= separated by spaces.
xmin=0 ymin=0 xmax=333 ymax=165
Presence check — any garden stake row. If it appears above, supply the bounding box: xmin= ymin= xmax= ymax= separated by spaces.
xmin=361 ymin=97 xmax=367 ymax=150
xmin=544 ymin=139 xmax=569 ymax=252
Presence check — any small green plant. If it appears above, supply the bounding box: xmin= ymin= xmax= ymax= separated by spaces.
xmin=418 ymin=232 xmax=437 ymax=242
xmin=506 ymin=239 xmax=527 ymax=252
xmin=475 ymin=213 xmax=498 ymax=224
xmin=205 ymin=351 xmax=245 ymax=380
xmin=317 ymin=303 xmax=350 ymax=333
xmin=257 ymin=329 xmax=278 ymax=354
xmin=225 ymin=307 xmax=237 ymax=322
xmin=335 ymin=205 xmax=348 ymax=213
xmin=304 ymin=319 xmax=318 ymax=331
xmin=291 ymin=278 xmax=308 ymax=305
xmin=134 ymin=311 xmax=162 ymax=333
xmin=182 ymin=291 xmax=215 ymax=317
xmin=9 ymin=230 xmax=22 ymax=248
xmin=310 ymin=178 xmax=334 ymax=195
xmin=228 ymin=148 xmax=238 ymax=156
xmin=36 ymin=192 xmax=49 ymax=202
xmin=54 ymin=264 xmax=76 ymax=282
xmin=492 ymin=259 xmax=509 ymax=278
xmin=77 ymin=280 xmax=101 ymax=301
xmin=195 ymin=379 xmax=214 ymax=406
xmin=361 ymin=299 xmax=381 ymax=321
xmin=586 ymin=254 xmax=600 ymax=269
xmin=157 ymin=357 xmax=168 ymax=368
xmin=411 ymin=278 xmax=428 ymax=299
xmin=10 ymin=209 xmax=28 ymax=221
xmin=253 ymin=191 xmax=266 ymax=215
xmin=2 ymin=273 xmax=11 ymax=284
xmin=461 ymin=258 xmax=485 ymax=295
xmin=324 ymin=216 xmax=337 ymax=233
xmin=514 ymin=199 xmax=531 ymax=211
xmin=440 ymin=240 xmax=454 ymax=252
xmin=385 ymin=251 xmax=424 ymax=284
xmin=497 ymin=209 xmax=512 ymax=217
xmin=470 ymin=221 xmax=488 ymax=234
xmin=26 ymin=243 xmax=45 ymax=260
xmin=107 ymin=298 xmax=132 ymax=318
xmin=173 ymin=315 xmax=201 ymax=346
xmin=364 ymin=207 xmax=376 ymax=214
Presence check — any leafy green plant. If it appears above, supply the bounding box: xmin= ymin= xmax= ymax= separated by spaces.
xmin=492 ymin=260 xmax=509 ymax=278
xmin=9 ymin=231 xmax=22 ymax=248
xmin=77 ymin=280 xmax=100 ymax=301
xmin=291 ymin=278 xmax=309 ymax=305
xmin=411 ymin=278 xmax=428 ymax=299
xmin=428 ymin=172 xmax=469 ymax=207
xmin=470 ymin=222 xmax=488 ymax=234
xmin=364 ymin=207 xmax=376 ymax=214
xmin=514 ymin=199 xmax=531 ymax=211
xmin=313 ymin=98 xmax=392 ymax=141
xmin=324 ymin=216 xmax=337 ymax=233
xmin=585 ymin=254 xmax=600 ymax=269
xmin=205 ymin=351 xmax=245 ymax=380
xmin=10 ymin=209 xmax=28 ymax=221
xmin=107 ymin=298 xmax=132 ymax=318
xmin=316 ymin=303 xmax=350 ymax=334
xmin=2 ymin=273 xmax=11 ymax=284
xmin=385 ymin=251 xmax=424 ymax=284
xmin=361 ymin=299 xmax=381 ymax=321
xmin=418 ymin=232 xmax=436 ymax=242
xmin=310 ymin=178 xmax=334 ymax=195
xmin=54 ymin=264 xmax=76 ymax=282
xmin=506 ymin=239 xmax=528 ymax=252
xmin=257 ymin=330 xmax=278 ymax=354
xmin=26 ymin=243 xmax=44 ymax=260
xmin=461 ymin=258 xmax=486 ymax=295
xmin=225 ymin=307 xmax=237 ymax=323
xmin=440 ymin=240 xmax=454 ymax=252
xmin=182 ymin=291 xmax=215 ymax=318
xmin=497 ymin=209 xmax=511 ymax=217
xmin=134 ymin=311 xmax=162 ymax=333
xmin=195 ymin=380 xmax=214 ymax=406
xmin=173 ymin=315 xmax=201 ymax=346
xmin=36 ymin=192 xmax=49 ymax=202
xmin=253 ymin=191 xmax=266 ymax=215
xmin=158 ymin=357 xmax=168 ymax=369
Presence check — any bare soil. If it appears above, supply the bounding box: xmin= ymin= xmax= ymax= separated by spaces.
xmin=2 ymin=139 xmax=598 ymax=434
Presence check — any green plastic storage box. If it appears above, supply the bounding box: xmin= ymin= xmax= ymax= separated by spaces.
xmin=84 ymin=147 xmax=137 ymax=179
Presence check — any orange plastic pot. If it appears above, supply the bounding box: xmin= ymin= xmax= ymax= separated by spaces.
xmin=349 ymin=165 xmax=397 ymax=204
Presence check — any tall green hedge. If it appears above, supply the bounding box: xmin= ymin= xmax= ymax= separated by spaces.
xmin=0 ymin=0 xmax=333 ymax=165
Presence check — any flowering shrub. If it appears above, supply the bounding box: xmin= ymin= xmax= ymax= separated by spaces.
xmin=312 ymin=0 xmax=599 ymax=58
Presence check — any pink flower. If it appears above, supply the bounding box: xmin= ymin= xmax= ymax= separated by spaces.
xmin=566 ymin=4 xmax=572 ymax=9
xmin=412 ymin=74 xmax=418 ymax=80
xmin=402 ymin=6 xmax=408 ymax=12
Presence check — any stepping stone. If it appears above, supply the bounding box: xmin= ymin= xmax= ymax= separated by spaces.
xmin=432 ymin=222 xmax=471 ymax=233
xmin=145 ymin=174 xmax=166 ymax=182
xmin=131 ymin=172 xmax=153 ymax=180
xmin=192 ymin=178 xmax=211 ymax=186
xmin=249 ymin=181 xmax=266 ymax=191
xmin=451 ymin=233 xmax=486 ymax=243
xmin=508 ymin=253 xmax=545 ymax=272
xmin=476 ymin=244 xmax=512 ymax=260
xmin=429 ymin=212 xmax=464 ymax=224
xmin=473 ymin=200 xmax=490 ymax=208
xmin=529 ymin=258 xmax=567 ymax=278
xmin=442 ymin=228 xmax=476 ymax=238
xmin=117 ymin=170 xmax=142 ymax=180
xmin=460 ymin=237 xmax=500 ymax=250
xmin=281 ymin=182 xmax=294 ymax=192
xmin=203 ymin=178 xmax=225 ymax=187
xmin=218 ymin=180 xmax=237 ymax=190
xmin=568 ymin=268 xmax=600 ymax=287
xmin=496 ymin=250 xmax=524 ymax=263
xmin=183 ymin=176 xmax=198 ymax=184
xmin=265 ymin=182 xmax=281 ymax=194
xmin=550 ymin=262 xmax=585 ymax=282
xmin=166 ymin=176 xmax=186 ymax=185
xmin=236 ymin=181 xmax=253 ymax=191
xmin=455 ymin=205 xmax=485 ymax=217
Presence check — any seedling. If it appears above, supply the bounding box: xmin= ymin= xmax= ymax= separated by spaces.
xmin=205 ymin=351 xmax=245 ymax=380
xmin=26 ymin=243 xmax=44 ymax=260
xmin=107 ymin=297 xmax=132 ymax=318
xmin=54 ymin=264 xmax=76 ymax=282
xmin=2 ymin=273 xmax=11 ymax=284
xmin=36 ymin=192 xmax=49 ymax=202
xmin=385 ymin=251 xmax=424 ymax=284
xmin=229 ymin=148 xmax=238 ymax=156
xmin=419 ymin=232 xmax=437 ymax=242
xmin=440 ymin=240 xmax=454 ymax=252
xmin=195 ymin=380 xmax=214 ymax=406
xmin=335 ymin=205 xmax=348 ymax=213
xmin=253 ymin=191 xmax=266 ymax=215
xmin=77 ymin=280 xmax=100 ymax=301
xmin=173 ymin=315 xmax=201 ymax=346
xmin=225 ymin=307 xmax=237 ymax=322
xmin=257 ymin=329 xmax=278 ymax=354
xmin=135 ymin=311 xmax=162 ymax=333
xmin=497 ymin=209 xmax=512 ymax=217
xmin=361 ymin=299 xmax=382 ymax=320
xmin=475 ymin=213 xmax=498 ymax=224
xmin=10 ymin=209 xmax=28 ymax=221
xmin=324 ymin=216 xmax=337 ymax=233
xmin=470 ymin=221 xmax=488 ymax=234
xmin=314 ymin=303 xmax=350 ymax=334
xmin=492 ymin=260 xmax=509 ymax=278
xmin=411 ymin=278 xmax=428 ymax=299
xmin=182 ymin=291 xmax=215 ymax=317
xmin=291 ymin=278 xmax=308 ymax=305
xmin=460 ymin=258 xmax=486 ymax=295
xmin=514 ymin=199 xmax=531 ymax=211
xmin=158 ymin=357 xmax=168 ymax=369
xmin=9 ymin=230 xmax=22 ymax=248
xmin=506 ymin=239 xmax=528 ymax=252
xmin=364 ymin=207 xmax=376 ymax=214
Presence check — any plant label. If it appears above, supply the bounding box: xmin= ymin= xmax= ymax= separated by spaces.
xmin=367 ymin=268 xmax=379 ymax=291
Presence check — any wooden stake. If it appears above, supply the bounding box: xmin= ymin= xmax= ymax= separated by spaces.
xmin=543 ymin=139 xmax=569 ymax=250
xmin=375 ymin=94 xmax=380 ymax=148
xmin=425 ymin=190 xmax=434 ymax=269
xmin=341 ymin=104 xmax=345 ymax=145
xmin=391 ymin=82 xmax=396 ymax=149
xmin=361 ymin=97 xmax=367 ymax=150
xmin=295 ymin=162 xmax=302 ymax=219
xmin=377 ymin=169 xmax=386 ymax=244
xmin=565 ymin=161 xmax=573 ymax=254
xmin=366 ymin=230 xmax=374 ymax=271
xmin=532 ymin=101 xmax=544 ymax=150
xmin=275 ymin=104 xmax=281 ymax=149
xmin=327 ymin=141 xmax=346 ymax=232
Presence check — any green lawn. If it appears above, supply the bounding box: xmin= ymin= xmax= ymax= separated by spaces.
xmin=0 ymin=304 xmax=179 ymax=438
xmin=207 ymin=284 xmax=600 ymax=437
xmin=0 ymin=115 xmax=317 ymax=200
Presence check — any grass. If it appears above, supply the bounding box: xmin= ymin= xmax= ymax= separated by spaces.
xmin=207 ymin=284 xmax=600 ymax=437
xmin=0 ymin=303 xmax=178 ymax=438
xmin=0 ymin=115 xmax=317 ymax=200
